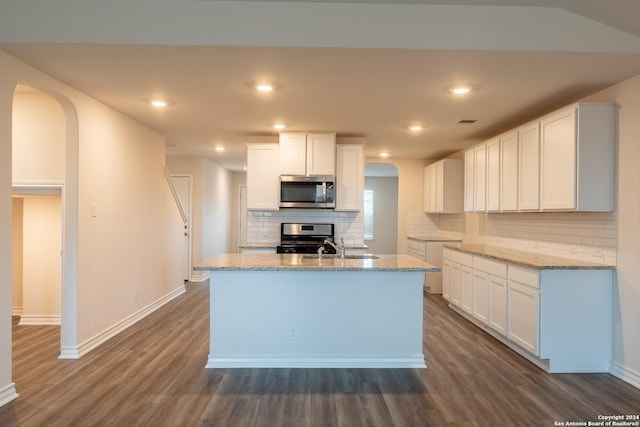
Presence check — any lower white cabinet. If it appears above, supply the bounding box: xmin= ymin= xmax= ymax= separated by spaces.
xmin=488 ymin=274 xmax=507 ymax=336
xmin=442 ymin=247 xmax=612 ymax=373
xmin=408 ymin=238 xmax=455 ymax=294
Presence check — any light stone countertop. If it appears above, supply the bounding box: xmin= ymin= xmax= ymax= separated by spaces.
xmin=443 ymin=244 xmax=615 ymax=270
xmin=195 ymin=253 xmax=440 ymax=272
xmin=238 ymin=243 xmax=369 ymax=250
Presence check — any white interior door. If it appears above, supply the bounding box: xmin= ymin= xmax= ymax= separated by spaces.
xmin=170 ymin=175 xmax=192 ymax=281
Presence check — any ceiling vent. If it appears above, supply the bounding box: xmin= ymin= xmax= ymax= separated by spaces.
xmin=458 ymin=119 xmax=478 ymax=124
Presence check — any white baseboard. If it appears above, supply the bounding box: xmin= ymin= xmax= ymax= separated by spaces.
xmin=11 ymin=307 xmax=23 ymax=317
xmin=19 ymin=315 xmax=61 ymax=326
xmin=190 ymin=270 xmax=209 ymax=283
xmin=206 ymin=355 xmax=427 ymax=369
xmin=610 ymin=361 xmax=640 ymax=389
xmin=0 ymin=383 xmax=19 ymax=408
xmin=59 ymin=285 xmax=186 ymax=360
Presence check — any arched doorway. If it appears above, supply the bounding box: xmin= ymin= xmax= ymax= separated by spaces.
xmin=364 ymin=162 xmax=399 ymax=254
xmin=11 ymin=84 xmax=79 ymax=359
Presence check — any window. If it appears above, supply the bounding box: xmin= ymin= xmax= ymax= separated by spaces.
xmin=364 ymin=189 xmax=374 ymax=239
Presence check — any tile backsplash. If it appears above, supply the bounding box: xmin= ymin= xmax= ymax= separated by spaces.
xmin=483 ymin=211 xmax=617 ymax=265
xmin=407 ymin=210 xmax=617 ymax=265
xmin=247 ymin=210 xmax=364 ymax=245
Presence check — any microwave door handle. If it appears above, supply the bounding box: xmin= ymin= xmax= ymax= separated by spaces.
xmin=322 ymin=182 xmax=327 ymax=203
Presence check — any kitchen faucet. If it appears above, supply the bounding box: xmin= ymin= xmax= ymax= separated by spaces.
xmin=323 ymin=238 xmax=345 ymax=259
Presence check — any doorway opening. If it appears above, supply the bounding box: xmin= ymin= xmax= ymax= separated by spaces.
xmin=364 ymin=163 xmax=399 ymax=254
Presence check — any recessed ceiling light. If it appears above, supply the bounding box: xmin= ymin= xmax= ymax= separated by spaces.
xmin=150 ymin=99 xmax=168 ymax=107
xmin=379 ymin=152 xmax=390 ymax=158
xmin=214 ymin=146 xmax=225 ymax=152
xmin=256 ymin=84 xmax=273 ymax=92
xmin=451 ymin=87 xmax=471 ymax=95
xmin=273 ymin=123 xmax=286 ymax=130
xmin=409 ymin=125 xmax=423 ymax=132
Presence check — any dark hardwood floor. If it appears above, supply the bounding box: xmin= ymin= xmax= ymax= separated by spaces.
xmin=1 ymin=281 xmax=638 ymax=426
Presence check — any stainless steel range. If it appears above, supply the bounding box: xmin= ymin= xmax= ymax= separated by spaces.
xmin=276 ymin=223 xmax=337 ymax=254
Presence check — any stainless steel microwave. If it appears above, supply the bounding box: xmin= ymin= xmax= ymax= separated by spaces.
xmin=279 ymin=175 xmax=335 ymax=208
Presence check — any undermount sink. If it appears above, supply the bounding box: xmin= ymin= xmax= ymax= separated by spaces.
xmin=303 ymin=254 xmax=379 ymax=260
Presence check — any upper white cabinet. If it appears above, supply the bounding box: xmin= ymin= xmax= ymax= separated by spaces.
xmin=474 ymin=145 xmax=487 ymax=212
xmin=486 ymin=138 xmax=500 ymax=212
xmin=335 ymin=144 xmax=364 ymax=211
xmin=465 ymin=102 xmax=614 ymax=213
xmin=518 ymin=122 xmax=540 ymax=210
xmin=279 ymin=132 xmax=336 ymax=176
xmin=246 ymin=143 xmax=280 ymax=211
xmin=499 ymin=131 xmax=518 ymax=211
xmin=540 ymin=103 xmax=614 ymax=211
xmin=424 ymin=159 xmax=464 ymax=213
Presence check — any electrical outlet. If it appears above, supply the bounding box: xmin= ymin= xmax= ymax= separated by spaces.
xmin=289 ymin=327 xmax=298 ymax=340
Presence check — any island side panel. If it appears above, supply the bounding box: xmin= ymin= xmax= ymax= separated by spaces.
xmin=207 ymin=270 xmax=425 ymax=368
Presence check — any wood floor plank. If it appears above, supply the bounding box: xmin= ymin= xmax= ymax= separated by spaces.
xmin=1 ymin=281 xmax=638 ymax=426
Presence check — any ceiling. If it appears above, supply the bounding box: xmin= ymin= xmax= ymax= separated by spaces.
xmin=2 ymin=1 xmax=639 ymax=171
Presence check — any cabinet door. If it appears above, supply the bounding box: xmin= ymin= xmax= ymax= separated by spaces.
xmin=460 ymin=265 xmax=474 ymax=314
xmin=442 ymin=260 xmax=451 ymax=301
xmin=540 ymin=108 xmax=576 ymax=210
xmin=489 ymin=275 xmax=507 ymax=335
xmin=486 ymin=139 xmax=500 ymax=212
xmin=508 ymin=281 xmax=540 ymax=355
xmin=423 ymin=164 xmax=435 ymax=213
xmin=247 ymin=144 xmax=280 ymax=210
xmin=500 ymin=132 xmax=518 ymax=211
xmin=518 ymin=122 xmax=540 ymax=210
xmin=279 ymin=133 xmax=307 ymax=175
xmin=474 ymin=145 xmax=487 ymax=211
xmin=473 ymin=270 xmax=489 ymax=324
xmin=464 ymin=150 xmax=475 ymax=211
xmin=450 ymin=262 xmax=461 ymax=307
xmin=335 ymin=144 xmax=363 ymax=211
xmin=306 ymin=133 xmax=336 ymax=176
xmin=434 ymin=160 xmax=445 ymax=212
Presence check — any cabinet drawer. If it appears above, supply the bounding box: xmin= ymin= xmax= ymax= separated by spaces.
xmin=473 ymin=257 xmax=507 ymax=277
xmin=508 ymin=265 xmax=539 ymax=288
xmin=408 ymin=239 xmax=426 ymax=252
xmin=450 ymin=250 xmax=473 ymax=266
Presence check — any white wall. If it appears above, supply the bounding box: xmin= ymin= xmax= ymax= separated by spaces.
xmin=166 ymin=156 xmax=235 ymax=266
xmin=11 ymin=198 xmax=23 ymax=315
xmin=584 ymin=75 xmax=640 ymax=387
xmin=0 ymin=49 xmax=184 ymax=406
xmin=365 ymin=176 xmax=398 ymax=254
xmin=202 ymin=158 xmax=234 ymax=259
xmin=12 ymin=90 xmax=65 ymax=184
xmin=20 ymin=195 xmax=62 ymax=324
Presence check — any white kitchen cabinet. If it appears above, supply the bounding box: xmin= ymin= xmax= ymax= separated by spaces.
xmin=518 ymin=122 xmax=540 ymax=210
xmin=246 ymin=143 xmax=280 ymax=211
xmin=442 ymin=259 xmax=451 ymax=301
xmin=335 ymin=144 xmax=363 ymax=211
xmin=539 ymin=103 xmax=614 ymax=211
xmin=408 ymin=238 xmax=454 ymax=294
xmin=463 ymin=150 xmax=474 ymax=212
xmin=460 ymin=265 xmax=473 ymax=315
xmin=488 ymin=274 xmax=507 ymax=336
xmin=472 ymin=269 xmax=489 ymax=324
xmin=423 ymin=159 xmax=464 ymax=214
xmin=507 ymin=266 xmax=540 ymax=356
xmin=444 ymin=247 xmax=612 ymax=372
xmin=279 ymin=132 xmax=336 ymax=176
xmin=486 ymin=138 xmax=500 ymax=212
xmin=469 ymin=144 xmax=487 ymax=212
xmin=500 ymin=131 xmax=518 ymax=211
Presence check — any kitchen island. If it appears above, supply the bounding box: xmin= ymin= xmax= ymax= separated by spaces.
xmin=195 ymin=253 xmax=439 ymax=369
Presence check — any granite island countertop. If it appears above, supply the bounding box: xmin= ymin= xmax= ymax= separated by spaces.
xmin=195 ymin=253 xmax=440 ymax=272
xmin=443 ymin=244 xmax=615 ymax=270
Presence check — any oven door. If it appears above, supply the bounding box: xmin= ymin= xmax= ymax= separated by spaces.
xmin=279 ymin=176 xmax=335 ymax=208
